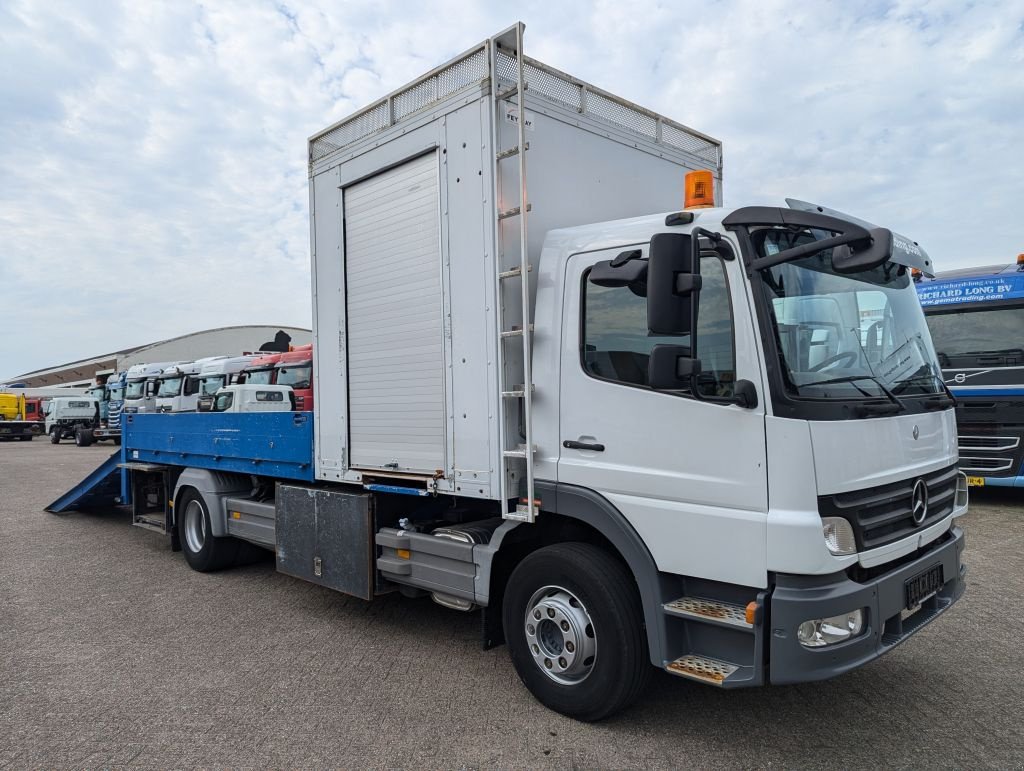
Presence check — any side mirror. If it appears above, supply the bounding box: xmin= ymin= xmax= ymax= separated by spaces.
xmin=647 ymin=233 xmax=700 ymax=335
xmin=648 ymin=345 xmax=702 ymax=390
xmin=196 ymin=396 xmax=213 ymax=412
xmin=833 ymin=227 xmax=893 ymax=274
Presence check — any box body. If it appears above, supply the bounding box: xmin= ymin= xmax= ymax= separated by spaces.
xmin=308 ymin=43 xmax=722 ymax=500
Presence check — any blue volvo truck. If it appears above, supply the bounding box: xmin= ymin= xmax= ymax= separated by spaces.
xmin=917 ymin=256 xmax=1024 ymax=488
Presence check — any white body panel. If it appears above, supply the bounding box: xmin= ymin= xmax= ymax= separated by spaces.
xmin=44 ymin=398 xmax=98 ymax=433
xmin=213 ymin=384 xmax=293 ymax=413
xmin=309 ymin=59 xmax=718 ymax=493
xmin=345 ymin=152 xmax=447 ymax=473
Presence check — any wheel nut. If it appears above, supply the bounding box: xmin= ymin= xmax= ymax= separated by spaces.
xmin=559 ymin=657 xmax=567 ymax=668
xmin=527 ymin=624 xmax=535 ymax=635
xmin=547 ymin=608 xmax=555 ymax=618
xmin=532 ymin=644 xmax=539 ymax=654
xmin=565 ymin=641 xmax=575 ymax=653
xmin=560 ymin=620 xmax=570 ymax=632
xmin=544 ymin=658 xmax=553 ymax=669
xmin=534 ymin=609 xmax=541 ymax=620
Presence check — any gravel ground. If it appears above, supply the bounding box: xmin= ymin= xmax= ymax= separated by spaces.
xmin=1 ymin=440 xmax=1023 ymax=769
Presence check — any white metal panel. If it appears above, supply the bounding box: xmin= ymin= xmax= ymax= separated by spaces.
xmin=311 ymin=166 xmax=347 ymax=481
xmin=345 ymin=152 xmax=446 ymax=473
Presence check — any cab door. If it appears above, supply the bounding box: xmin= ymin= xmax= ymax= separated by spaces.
xmin=556 ymin=244 xmax=769 ymax=587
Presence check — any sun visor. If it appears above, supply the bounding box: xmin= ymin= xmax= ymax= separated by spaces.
xmin=786 ymin=198 xmax=934 ymax=276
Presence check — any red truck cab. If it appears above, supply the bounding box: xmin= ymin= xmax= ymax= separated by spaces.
xmin=274 ymin=345 xmax=314 ymax=411
xmin=239 ymin=352 xmax=285 ymax=386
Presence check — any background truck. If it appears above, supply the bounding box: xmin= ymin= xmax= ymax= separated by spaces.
xmin=45 ymin=397 xmax=99 ymax=444
xmin=54 ymin=24 xmax=968 ymax=721
xmin=123 ymin=362 xmax=185 ymax=415
xmin=195 ymin=355 xmax=261 ymax=412
xmin=0 ymin=393 xmax=44 ymax=440
xmin=272 ymin=345 xmax=313 ymax=411
xmin=75 ymin=372 xmax=127 ymax=446
xmin=210 ymin=384 xmax=295 ymax=413
xmin=917 ymin=255 xmax=1024 ymax=488
xmin=155 ymin=358 xmax=230 ymax=413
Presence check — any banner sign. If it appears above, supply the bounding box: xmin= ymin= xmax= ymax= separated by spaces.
xmin=917 ymin=273 xmax=1024 ymax=307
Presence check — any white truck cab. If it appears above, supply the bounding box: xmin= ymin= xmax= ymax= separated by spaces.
xmin=155 ymin=357 xmax=229 ymax=413
xmin=123 ymin=362 xmax=186 ymax=414
xmin=195 ymin=355 xmax=261 ymax=411
xmin=210 ymin=384 xmax=294 ymax=413
xmin=45 ymin=397 xmax=99 ymax=444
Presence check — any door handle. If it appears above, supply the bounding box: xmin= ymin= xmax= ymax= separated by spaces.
xmin=563 ymin=439 xmax=605 ymax=452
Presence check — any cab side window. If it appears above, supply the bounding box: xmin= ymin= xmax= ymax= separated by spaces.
xmin=582 ymin=256 xmax=736 ymax=397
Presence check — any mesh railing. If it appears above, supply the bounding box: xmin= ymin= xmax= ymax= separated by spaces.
xmin=310 ymin=44 xmax=721 ymax=168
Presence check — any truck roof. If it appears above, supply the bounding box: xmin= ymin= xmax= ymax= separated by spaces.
xmin=125 ymin=361 xmax=188 ymax=379
xmin=199 ymin=355 xmax=260 ymax=376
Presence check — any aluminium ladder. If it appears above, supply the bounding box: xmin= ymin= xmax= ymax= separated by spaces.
xmin=489 ymin=23 xmax=536 ymax=523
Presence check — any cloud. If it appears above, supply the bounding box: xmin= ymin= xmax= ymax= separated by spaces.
xmin=1 ymin=0 xmax=1022 ymax=377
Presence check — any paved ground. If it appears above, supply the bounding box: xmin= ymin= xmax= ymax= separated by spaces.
xmin=1 ymin=440 xmax=1023 ymax=769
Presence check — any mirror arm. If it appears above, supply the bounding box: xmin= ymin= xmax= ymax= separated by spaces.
xmin=750 ymin=230 xmax=869 ymax=271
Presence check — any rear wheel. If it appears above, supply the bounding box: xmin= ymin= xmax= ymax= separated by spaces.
xmin=50 ymin=426 xmax=61 ymax=444
xmin=503 ymin=542 xmax=651 ymax=721
xmin=177 ymin=488 xmax=240 ymax=572
xmin=74 ymin=427 xmax=94 ymax=447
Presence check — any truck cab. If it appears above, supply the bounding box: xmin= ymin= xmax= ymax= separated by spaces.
xmin=273 ymin=345 xmax=313 ymax=411
xmin=45 ymin=397 xmax=99 ymax=444
xmin=194 ymin=355 xmax=261 ymax=412
xmin=917 ymin=257 xmax=1024 ymax=488
xmin=238 ymin=352 xmax=284 ymax=386
xmin=123 ymin=362 xmax=185 ymax=414
xmin=155 ymin=357 xmax=228 ymax=413
xmin=210 ymin=384 xmax=295 ymax=413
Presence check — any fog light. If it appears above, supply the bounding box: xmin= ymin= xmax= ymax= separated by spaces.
xmin=797 ymin=609 xmax=865 ymax=648
xmin=822 ymin=517 xmax=856 ymax=555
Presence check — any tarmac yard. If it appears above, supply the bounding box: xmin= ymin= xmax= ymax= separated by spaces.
xmin=2 ymin=440 xmax=1023 ymax=768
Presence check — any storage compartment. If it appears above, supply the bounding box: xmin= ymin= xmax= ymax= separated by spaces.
xmin=275 ymin=485 xmax=374 ymax=600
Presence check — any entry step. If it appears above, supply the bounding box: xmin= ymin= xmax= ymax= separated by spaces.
xmin=665 ymin=655 xmax=739 ymax=686
xmin=133 ymin=515 xmax=168 ymax=534
xmin=663 ymin=597 xmax=752 ymax=629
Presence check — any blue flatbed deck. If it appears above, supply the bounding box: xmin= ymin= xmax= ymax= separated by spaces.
xmin=122 ymin=411 xmax=315 ymax=481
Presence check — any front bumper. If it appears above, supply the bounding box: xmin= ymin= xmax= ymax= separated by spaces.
xmin=769 ymin=525 xmax=966 ymax=684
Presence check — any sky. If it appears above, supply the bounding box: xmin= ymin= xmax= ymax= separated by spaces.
xmin=2 ymin=0 xmax=1022 ymax=378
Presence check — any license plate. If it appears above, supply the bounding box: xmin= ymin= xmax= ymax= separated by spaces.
xmin=966 ymin=476 xmax=985 ymax=487
xmin=905 ymin=564 xmax=944 ymax=609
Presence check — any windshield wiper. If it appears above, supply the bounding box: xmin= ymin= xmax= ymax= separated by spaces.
xmin=799 ymin=374 xmax=907 ymax=415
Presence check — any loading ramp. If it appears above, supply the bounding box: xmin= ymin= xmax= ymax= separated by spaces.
xmin=45 ymin=450 xmax=122 ymax=514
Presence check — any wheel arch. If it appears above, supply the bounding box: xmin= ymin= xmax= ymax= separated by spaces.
xmin=172 ymin=469 xmax=250 ymax=537
xmin=484 ymin=481 xmax=667 ymax=666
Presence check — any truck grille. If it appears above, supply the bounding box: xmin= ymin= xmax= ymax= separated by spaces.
xmin=817 ymin=464 xmax=958 ymax=551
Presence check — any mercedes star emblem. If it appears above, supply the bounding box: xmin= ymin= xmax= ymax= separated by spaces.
xmin=911 ymin=479 xmax=929 ymax=525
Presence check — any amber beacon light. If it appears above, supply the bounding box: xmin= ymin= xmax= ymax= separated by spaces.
xmin=684 ymin=170 xmax=716 ymax=209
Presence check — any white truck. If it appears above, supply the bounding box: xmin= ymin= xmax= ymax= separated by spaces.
xmin=210 ymin=384 xmax=295 ymax=413
xmin=155 ymin=357 xmax=229 ymax=413
xmin=123 ymin=362 xmax=185 ymax=414
xmin=61 ymin=24 xmax=967 ymax=721
xmin=195 ymin=355 xmax=261 ymax=411
xmin=45 ymin=397 xmax=100 ymax=444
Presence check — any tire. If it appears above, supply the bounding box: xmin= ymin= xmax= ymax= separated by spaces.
xmin=503 ymin=542 xmax=651 ymax=721
xmin=177 ymin=488 xmax=240 ymax=572
xmin=50 ymin=426 xmax=61 ymax=444
xmin=74 ymin=427 xmax=94 ymax=447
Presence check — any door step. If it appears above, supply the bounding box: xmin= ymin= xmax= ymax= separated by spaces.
xmin=665 ymin=654 xmax=739 ymax=686
xmin=663 ymin=597 xmax=752 ymax=629
xmin=133 ymin=515 xmax=168 ymax=534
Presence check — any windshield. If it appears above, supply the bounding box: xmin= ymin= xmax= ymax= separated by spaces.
xmin=213 ymin=392 xmax=233 ymax=412
xmin=108 ymin=384 xmax=123 ymax=401
xmin=277 ymin=364 xmax=311 ymax=389
xmin=924 ymin=305 xmax=1024 ymax=365
xmin=125 ymin=380 xmax=145 ymax=399
xmin=245 ymin=368 xmax=274 ymax=385
xmin=199 ymin=375 xmax=226 ymax=395
xmin=157 ymin=377 xmax=183 ymax=398
xmin=86 ymin=386 xmax=106 ymax=401
xmin=756 ymin=228 xmax=944 ymax=401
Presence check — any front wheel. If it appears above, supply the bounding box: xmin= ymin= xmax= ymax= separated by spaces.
xmin=502 ymin=542 xmax=651 ymax=721
xmin=177 ymin=488 xmax=240 ymax=572
xmin=50 ymin=426 xmax=61 ymax=444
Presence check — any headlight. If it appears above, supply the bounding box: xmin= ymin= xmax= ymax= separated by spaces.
xmin=797 ymin=609 xmax=865 ymax=648
xmin=822 ymin=516 xmax=856 ymax=555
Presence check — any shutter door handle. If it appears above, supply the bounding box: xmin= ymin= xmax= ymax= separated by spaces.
xmin=563 ymin=440 xmax=605 ymax=452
